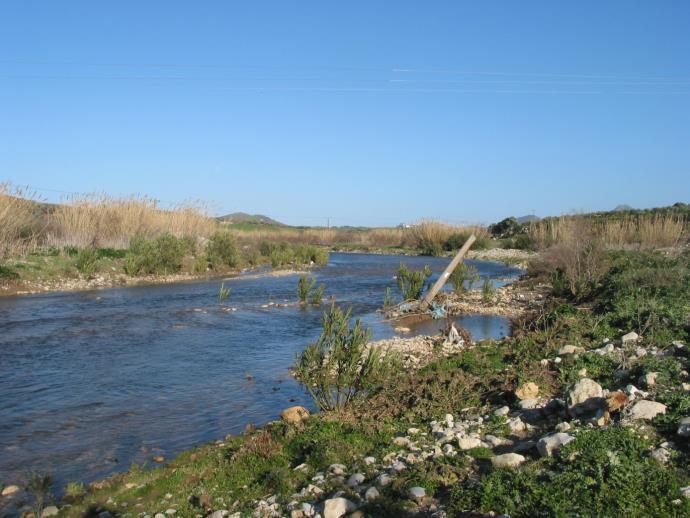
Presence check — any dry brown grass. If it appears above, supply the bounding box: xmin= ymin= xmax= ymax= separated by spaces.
xmin=402 ymin=219 xmax=489 ymax=251
xmin=0 ymin=183 xmax=44 ymax=258
xmin=528 ymin=213 xmax=687 ymax=250
xmin=47 ymin=194 xmax=217 ymax=249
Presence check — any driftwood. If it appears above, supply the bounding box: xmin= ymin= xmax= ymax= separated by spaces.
xmin=420 ymin=234 xmax=476 ymax=310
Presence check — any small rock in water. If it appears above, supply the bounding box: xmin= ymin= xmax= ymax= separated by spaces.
xmin=677 ymin=417 xmax=690 ymax=437
xmin=41 ymin=506 xmax=59 ymax=517
xmin=152 ymin=455 xmax=165 ymax=463
xmin=1 ymin=485 xmax=20 ymax=497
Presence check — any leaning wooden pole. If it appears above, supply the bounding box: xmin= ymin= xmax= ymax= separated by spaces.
xmin=419 ymin=234 xmax=476 ymax=310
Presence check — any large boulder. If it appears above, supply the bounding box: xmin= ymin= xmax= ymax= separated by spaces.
xmin=537 ymin=433 xmax=575 ymax=457
xmin=567 ymin=378 xmax=604 ymax=416
xmin=281 ymin=406 xmax=310 ymax=425
xmin=628 ymin=400 xmax=666 ymax=420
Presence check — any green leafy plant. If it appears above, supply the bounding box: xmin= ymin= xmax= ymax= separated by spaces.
xmin=27 ymin=472 xmax=53 ymax=518
xmin=481 ymin=277 xmax=495 ymax=302
xmin=205 ymin=230 xmax=240 ymax=268
xmin=310 ymin=283 xmax=325 ymax=305
xmin=383 ymin=286 xmax=395 ymax=308
xmin=297 ymin=275 xmax=316 ymax=303
xmin=219 ymin=282 xmax=231 ymax=305
xmin=294 ymin=305 xmax=390 ymax=411
xmin=397 ymin=262 xmax=432 ymax=300
xmin=75 ymin=246 xmax=99 ymax=278
xmin=448 ymin=262 xmax=479 ymax=294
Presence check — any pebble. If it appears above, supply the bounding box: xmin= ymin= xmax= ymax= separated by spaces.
xmin=376 ymin=473 xmax=392 ymax=486
xmin=363 ymin=456 xmax=376 ymax=465
xmin=408 ymin=486 xmax=426 ymax=500
xmin=346 ymin=473 xmax=365 ymax=487
xmin=364 ymin=486 xmax=380 ymax=502
xmin=41 ymin=506 xmax=59 ymax=517
xmin=491 ymin=453 xmax=526 ymax=469
xmin=494 ymin=406 xmax=510 ymax=417
xmin=1 ymin=485 xmax=20 ymax=497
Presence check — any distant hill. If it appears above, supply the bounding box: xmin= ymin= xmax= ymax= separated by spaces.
xmin=517 ymin=214 xmax=540 ymax=224
xmin=613 ymin=204 xmax=635 ymax=212
xmin=217 ymin=212 xmax=284 ymax=225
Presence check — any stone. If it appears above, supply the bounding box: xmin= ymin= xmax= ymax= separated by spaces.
xmin=1 ymin=485 xmax=20 ymax=497
xmin=165 ymin=509 xmax=177 ymax=515
xmin=537 ymin=433 xmax=575 ymax=457
xmin=458 ymin=436 xmax=482 ymax=450
xmin=485 ymin=434 xmax=513 ymax=448
xmin=323 ymin=497 xmax=356 ymax=518
xmin=390 ymin=461 xmax=406 ymax=472
xmin=376 ymin=473 xmax=392 ymax=486
xmin=622 ymin=331 xmax=640 ymax=343
xmin=152 ymin=455 xmax=165 ymax=463
xmin=642 ymin=372 xmax=659 ymax=387
xmin=677 ymin=417 xmax=690 ymax=437
xmin=346 ymin=473 xmax=365 ymax=487
xmin=558 ymin=345 xmax=584 ymax=355
xmin=680 ymin=486 xmax=690 ymax=499
xmin=507 ymin=416 xmax=526 ymax=433
xmin=301 ymin=503 xmax=315 ymax=517
xmin=393 ymin=436 xmax=410 ymax=447
xmin=651 ymin=448 xmax=671 ymax=464
xmin=408 ymin=486 xmax=426 ymax=500
xmin=363 ymin=456 xmax=376 ymax=465
xmin=518 ymin=398 xmax=541 ymax=410
xmin=328 ymin=463 xmax=346 ymax=476
xmin=567 ymin=378 xmax=604 ymax=416
xmin=154 ymin=514 xmax=165 ymax=518
xmin=515 ymin=382 xmax=539 ymax=400
xmin=42 ymin=506 xmax=59 ymax=517
xmin=593 ymin=343 xmax=615 ymax=355
xmin=491 ymin=453 xmax=526 ymax=469
xmin=555 ymin=422 xmax=572 ymax=433
xmin=281 ymin=406 xmax=310 ymax=425
xmin=494 ymin=406 xmax=510 ymax=417
xmin=629 ymin=400 xmax=667 ymax=420
xmin=210 ymin=511 xmax=229 ymax=518
xmin=364 ymin=486 xmax=380 ymax=502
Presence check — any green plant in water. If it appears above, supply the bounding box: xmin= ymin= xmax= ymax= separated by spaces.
xmin=449 ymin=262 xmax=479 ymax=294
xmin=310 ymin=283 xmax=325 ymax=305
xmin=294 ymin=305 xmax=391 ymax=412
xmin=481 ymin=277 xmax=495 ymax=302
xmin=75 ymin=246 xmax=99 ymax=279
xmin=397 ymin=262 xmax=432 ymax=300
xmin=297 ymin=275 xmax=316 ymax=303
xmin=28 ymin=472 xmax=52 ymax=518
xmin=383 ymin=286 xmax=395 ymax=308
xmin=219 ymin=282 xmax=231 ymax=305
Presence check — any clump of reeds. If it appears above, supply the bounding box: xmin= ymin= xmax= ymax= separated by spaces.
xmin=403 ymin=220 xmax=489 ymax=255
xmin=47 ymin=193 xmax=217 ymax=249
xmin=0 ymin=183 xmax=43 ymax=258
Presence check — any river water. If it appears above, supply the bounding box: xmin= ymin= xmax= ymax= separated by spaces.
xmin=0 ymin=253 xmax=520 ymax=494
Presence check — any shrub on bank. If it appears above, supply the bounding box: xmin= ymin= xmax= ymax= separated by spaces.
xmin=205 ymin=230 xmax=240 ymax=268
xmin=124 ymin=234 xmax=193 ymax=275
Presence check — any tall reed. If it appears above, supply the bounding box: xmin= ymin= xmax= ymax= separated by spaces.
xmin=0 ymin=183 xmax=43 ymax=258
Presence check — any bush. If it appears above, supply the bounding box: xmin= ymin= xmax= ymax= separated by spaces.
xmin=297 ymin=275 xmax=316 ymax=303
xmin=294 ymin=305 xmax=391 ymax=411
xmin=448 ymin=262 xmax=479 ymax=294
xmin=124 ymin=234 xmax=191 ymax=275
xmin=74 ymin=247 xmax=99 ymax=278
xmin=481 ymin=278 xmax=495 ymax=302
xmin=489 ymin=217 xmax=523 ymax=238
xmin=205 ymin=230 xmax=240 ymax=268
xmin=397 ymin=262 xmax=432 ymax=300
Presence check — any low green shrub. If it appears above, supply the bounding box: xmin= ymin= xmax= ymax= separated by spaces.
xmin=124 ymin=234 xmax=192 ymax=275
xmin=397 ymin=262 xmax=432 ymax=300
xmin=205 ymin=230 xmax=240 ymax=268
xmin=74 ymin=247 xmax=99 ymax=278
xmin=297 ymin=275 xmax=316 ymax=303
xmin=448 ymin=262 xmax=479 ymax=294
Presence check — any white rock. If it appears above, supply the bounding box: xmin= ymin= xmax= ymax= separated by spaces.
xmin=458 ymin=436 xmax=482 ymax=450
xmin=363 ymin=456 xmax=376 ymax=466
xmin=491 ymin=453 xmax=526 ymax=469
xmin=518 ymin=398 xmax=541 ymax=410
xmin=364 ymin=486 xmax=379 ymax=502
xmin=494 ymin=406 xmax=510 ymax=417
xmin=567 ymin=378 xmax=603 ymax=416
xmin=558 ymin=345 xmax=584 ymax=355
xmin=593 ymin=343 xmax=615 ymax=355
xmin=328 ymin=463 xmax=346 ymax=476
xmin=42 ymin=507 xmax=59 ymax=517
xmin=154 ymin=514 xmax=165 ymax=518
xmin=629 ymin=400 xmax=667 ymax=420
xmin=445 ymin=414 xmax=454 ymax=427
xmin=651 ymin=448 xmax=671 ymax=464
xmin=407 ymin=427 xmax=420 ymax=435
xmin=680 ymin=486 xmax=690 ymax=499
xmin=165 ymin=510 xmax=176 ymax=516
xmin=677 ymin=417 xmax=690 ymax=437
xmin=507 ymin=416 xmax=526 ymax=433
xmin=555 ymin=422 xmax=572 ymax=433
xmin=622 ymin=332 xmax=640 ymax=343
xmin=390 ymin=460 xmax=406 ymax=472
xmin=347 ymin=473 xmax=365 ymax=487
xmin=376 ymin=473 xmax=392 ymax=486
xmin=323 ymin=497 xmax=356 ymax=518
xmin=408 ymin=486 xmax=426 ymax=500
xmin=642 ymin=372 xmax=659 ymax=387
xmin=393 ymin=437 xmax=410 ymax=447
xmin=537 ymin=433 xmax=575 ymax=457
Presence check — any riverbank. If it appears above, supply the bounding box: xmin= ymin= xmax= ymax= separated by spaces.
xmin=3 ymin=247 xmax=689 ymax=517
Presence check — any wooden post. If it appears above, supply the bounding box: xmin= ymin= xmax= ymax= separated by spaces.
xmin=419 ymin=234 xmax=476 ymax=310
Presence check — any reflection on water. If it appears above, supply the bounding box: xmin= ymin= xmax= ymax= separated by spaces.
xmin=0 ymin=253 xmax=520 ymax=492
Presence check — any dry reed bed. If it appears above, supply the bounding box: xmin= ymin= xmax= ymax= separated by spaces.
xmin=528 ymin=214 xmax=687 ymax=249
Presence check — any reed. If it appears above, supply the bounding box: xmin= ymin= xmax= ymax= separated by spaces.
xmin=0 ymin=183 xmax=43 ymax=258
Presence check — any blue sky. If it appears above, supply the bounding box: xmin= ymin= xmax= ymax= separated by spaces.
xmin=1 ymin=1 xmax=689 ymax=226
